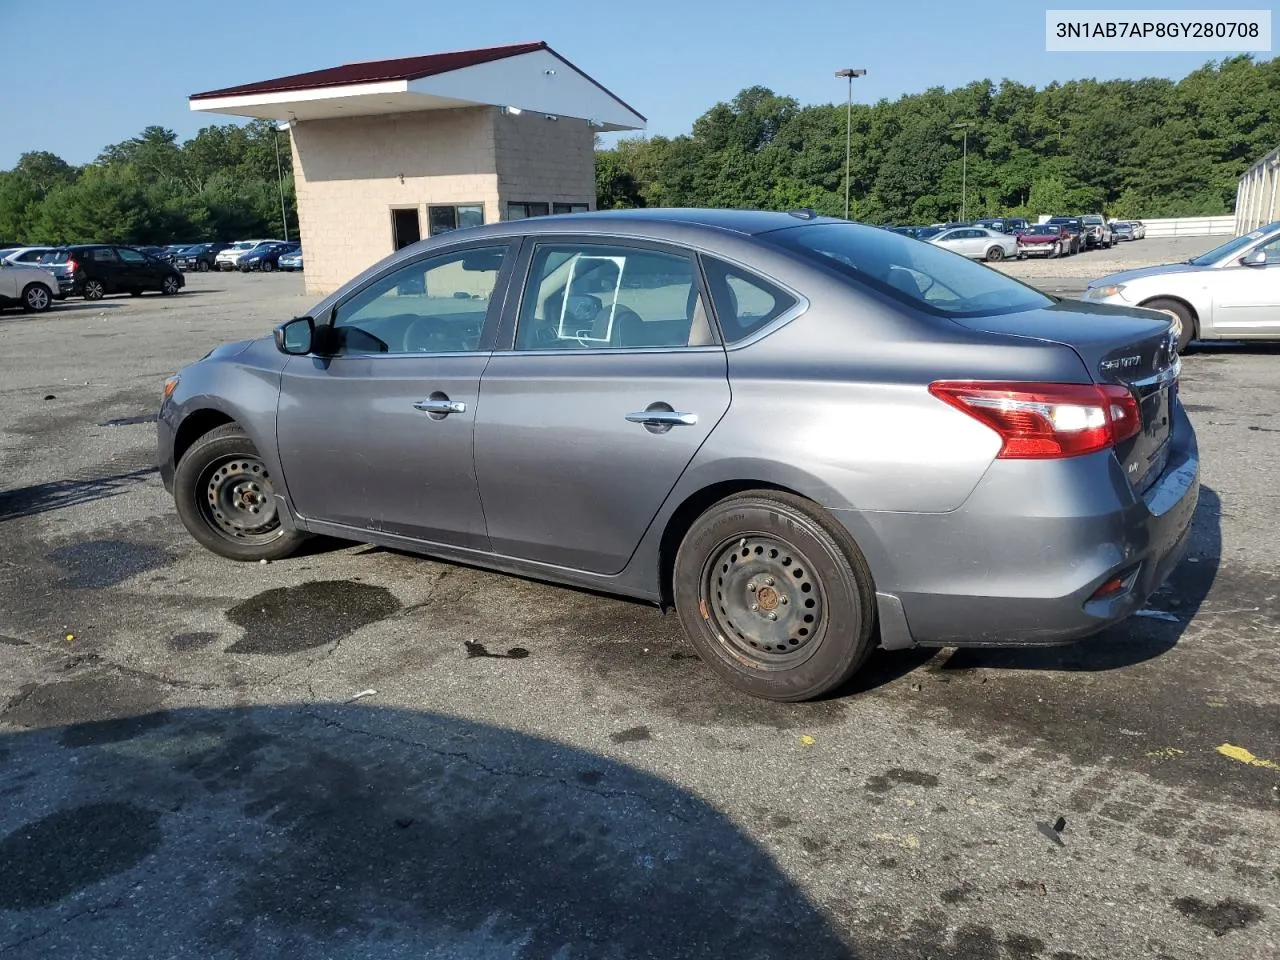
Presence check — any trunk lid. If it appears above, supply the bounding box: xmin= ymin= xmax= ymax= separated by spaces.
xmin=952 ymin=300 xmax=1179 ymax=493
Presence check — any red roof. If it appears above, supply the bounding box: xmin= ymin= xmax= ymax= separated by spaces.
xmin=190 ymin=41 xmax=549 ymax=101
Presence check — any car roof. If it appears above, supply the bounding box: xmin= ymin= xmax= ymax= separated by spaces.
xmin=519 ymin=208 xmax=841 ymax=236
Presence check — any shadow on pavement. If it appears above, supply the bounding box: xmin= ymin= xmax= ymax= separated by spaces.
xmin=0 ymin=704 xmax=855 ymax=959
xmin=0 ymin=467 xmax=158 ymax=522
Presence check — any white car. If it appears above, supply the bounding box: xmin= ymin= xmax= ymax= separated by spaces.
xmin=1085 ymin=221 xmax=1280 ymax=352
xmin=0 ymin=258 xmax=58 ymax=312
xmin=927 ymin=226 xmax=1020 ymax=262
xmin=1 ymin=246 xmax=59 ymax=266
xmin=215 ymin=239 xmax=283 ymax=271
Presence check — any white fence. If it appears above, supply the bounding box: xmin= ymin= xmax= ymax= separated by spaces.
xmin=1140 ymin=216 xmax=1236 ymax=238
xmin=1035 ymin=215 xmax=1234 ymax=236
xmin=1236 ymin=145 xmax=1280 ymax=234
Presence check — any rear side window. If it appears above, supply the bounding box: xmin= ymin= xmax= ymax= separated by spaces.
xmin=88 ymin=248 xmax=118 ymax=263
xmin=700 ymin=257 xmax=796 ymax=343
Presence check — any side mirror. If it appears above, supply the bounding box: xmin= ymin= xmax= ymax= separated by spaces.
xmin=274 ymin=316 xmax=315 ymax=355
xmin=1239 ymin=250 xmax=1268 ymax=267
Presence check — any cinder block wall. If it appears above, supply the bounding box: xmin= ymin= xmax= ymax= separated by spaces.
xmin=494 ymin=112 xmax=596 ymax=216
xmin=290 ymin=108 xmax=500 ymax=296
xmin=289 ymin=106 xmax=599 ymax=297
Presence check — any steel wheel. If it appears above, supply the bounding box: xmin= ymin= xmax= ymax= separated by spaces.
xmin=198 ymin=455 xmax=282 ymax=545
xmin=83 ymin=279 xmax=105 ymax=300
xmin=162 ymin=275 xmax=181 ymax=295
xmin=700 ymin=535 xmax=827 ymax=668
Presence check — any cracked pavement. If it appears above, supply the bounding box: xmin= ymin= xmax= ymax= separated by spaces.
xmin=1 ymin=247 xmax=1278 ymax=959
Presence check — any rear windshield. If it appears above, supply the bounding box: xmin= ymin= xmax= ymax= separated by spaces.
xmin=40 ymin=250 xmax=71 ymax=263
xmin=765 ymin=222 xmax=1052 ymax=319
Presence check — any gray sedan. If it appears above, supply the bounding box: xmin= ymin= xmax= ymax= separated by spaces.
xmin=159 ymin=210 xmax=1198 ymax=701
xmin=927 ymin=226 xmax=1020 ymax=262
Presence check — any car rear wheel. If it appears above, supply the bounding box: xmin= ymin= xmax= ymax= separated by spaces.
xmin=82 ymin=279 xmax=105 ymax=300
xmin=985 ymin=246 xmax=1005 ymax=262
xmin=673 ymin=491 xmax=877 ymax=701
xmin=161 ymin=275 xmax=181 ymax=295
xmin=21 ymin=283 xmax=52 ymax=312
xmin=173 ymin=423 xmax=307 ymax=562
xmin=1141 ymin=297 xmax=1196 ymax=353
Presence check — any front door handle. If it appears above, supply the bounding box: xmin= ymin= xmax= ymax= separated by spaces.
xmin=625 ymin=410 xmax=698 ymax=427
xmin=413 ymin=398 xmax=466 ymax=415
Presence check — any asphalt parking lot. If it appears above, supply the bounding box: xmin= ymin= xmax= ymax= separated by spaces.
xmin=1 ymin=239 xmax=1278 ymax=960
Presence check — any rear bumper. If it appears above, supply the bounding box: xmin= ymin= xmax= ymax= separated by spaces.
xmin=836 ymin=403 xmax=1199 ymax=647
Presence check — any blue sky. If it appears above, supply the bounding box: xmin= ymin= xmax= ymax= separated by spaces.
xmin=1 ymin=0 xmax=1270 ymax=168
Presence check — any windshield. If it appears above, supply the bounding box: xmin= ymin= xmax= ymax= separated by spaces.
xmin=1188 ymin=225 xmax=1280 ymax=266
xmin=766 ymin=222 xmax=1053 ymax=318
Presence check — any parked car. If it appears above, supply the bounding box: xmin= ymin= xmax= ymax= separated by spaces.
xmin=1109 ymin=221 xmax=1136 ymax=242
xmin=1016 ymin=223 xmax=1072 ymax=258
xmin=173 ymin=242 xmax=231 ymax=272
xmin=1130 ymin=220 xmax=1147 ymax=240
xmin=1 ymin=246 xmax=59 ymax=266
xmin=0 ymin=258 xmax=58 ymax=312
xmin=215 ymin=239 xmax=283 ymax=271
xmin=158 ymin=209 xmax=1196 ymax=701
xmin=278 ymin=248 xmax=304 ymax=272
xmin=927 ymin=226 xmax=1020 ymax=262
xmin=1079 ymin=214 xmax=1113 ymax=250
xmin=238 ymin=242 xmax=299 ymax=272
xmin=1085 ymin=220 xmax=1280 ymax=352
xmin=43 ymin=244 xmax=186 ymax=300
xmin=976 ymin=218 xmax=1030 ymax=236
xmin=1045 ymin=217 xmax=1084 ymax=255
xmin=157 ymin=244 xmax=193 ymax=264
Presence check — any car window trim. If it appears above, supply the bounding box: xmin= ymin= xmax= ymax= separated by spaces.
xmin=318 ymin=237 xmax=520 ymax=359
xmin=491 ymin=234 xmax=723 ymax=355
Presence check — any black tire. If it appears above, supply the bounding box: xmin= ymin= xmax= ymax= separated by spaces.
xmin=173 ymin=423 xmax=307 ymax=561
xmin=82 ymin=279 xmax=105 ymax=300
xmin=261 ymin=260 xmax=275 ymax=273
xmin=985 ymin=246 xmax=1005 ymax=262
xmin=1141 ymin=297 xmax=1196 ymax=354
xmin=196 ymin=260 xmax=210 ymax=272
xmin=21 ymin=282 xmax=52 ymax=312
xmin=161 ymin=275 xmax=181 ymax=296
xmin=673 ymin=491 xmax=877 ymax=701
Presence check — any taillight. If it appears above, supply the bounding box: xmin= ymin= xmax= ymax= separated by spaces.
xmin=928 ymin=381 xmax=1141 ymax=459
xmin=66 ymin=258 xmax=78 ymax=272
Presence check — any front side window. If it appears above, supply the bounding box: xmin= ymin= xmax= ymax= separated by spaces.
xmin=117 ymin=248 xmax=146 ymax=263
xmin=330 ymin=245 xmax=507 ymax=355
xmin=514 ymin=244 xmax=712 ymax=351
xmin=765 ymin=222 xmax=1052 ymax=318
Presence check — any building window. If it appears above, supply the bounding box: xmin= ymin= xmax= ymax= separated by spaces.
xmin=391 ymin=208 xmax=421 ymax=250
xmin=428 ymin=204 xmax=485 ymax=237
xmin=507 ymin=202 xmax=550 ymax=221
xmin=552 ymin=203 xmax=591 ymax=215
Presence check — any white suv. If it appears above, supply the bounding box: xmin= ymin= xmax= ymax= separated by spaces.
xmin=215 ymin=240 xmax=283 ymax=271
xmin=0 ymin=259 xmax=58 ymax=312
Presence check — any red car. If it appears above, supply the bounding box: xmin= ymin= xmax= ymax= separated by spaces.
xmin=1016 ymin=224 xmax=1072 ymax=258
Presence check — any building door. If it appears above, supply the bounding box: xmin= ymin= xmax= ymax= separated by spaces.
xmin=391 ymin=208 xmax=421 ymax=250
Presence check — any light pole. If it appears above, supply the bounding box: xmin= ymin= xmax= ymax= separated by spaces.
xmin=274 ymin=121 xmax=291 ymax=242
xmin=952 ymin=120 xmax=975 ymax=222
xmin=834 ymin=68 xmax=867 ymax=220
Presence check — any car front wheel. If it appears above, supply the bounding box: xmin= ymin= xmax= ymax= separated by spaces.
xmin=173 ymin=424 xmax=307 ymax=561
xmin=1142 ymin=297 xmax=1196 ymax=354
xmin=673 ymin=491 xmax=877 ymax=701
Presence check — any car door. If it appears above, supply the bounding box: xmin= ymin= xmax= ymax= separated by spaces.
xmin=275 ymin=241 xmax=516 ymax=547
xmin=1212 ymin=235 xmax=1280 ymax=335
xmin=0 ymin=261 xmax=16 ymax=300
xmin=115 ymin=247 xmax=154 ymax=289
xmin=956 ymin=229 xmax=984 ymax=258
xmin=933 ymin=230 xmax=962 ymax=255
xmin=473 ymin=238 xmax=731 ymax=574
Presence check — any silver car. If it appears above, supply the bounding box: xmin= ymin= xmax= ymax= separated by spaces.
xmin=1085 ymin=220 xmax=1280 ymax=351
xmin=159 ymin=210 xmax=1198 ymax=701
xmin=927 ymin=226 xmax=1020 ymax=262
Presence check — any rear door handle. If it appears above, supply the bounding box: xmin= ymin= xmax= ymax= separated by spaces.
xmin=413 ymin=398 xmax=466 ymax=414
xmin=625 ymin=410 xmax=698 ymax=426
